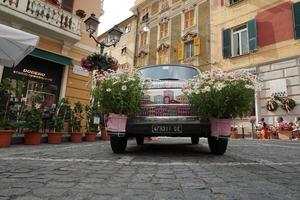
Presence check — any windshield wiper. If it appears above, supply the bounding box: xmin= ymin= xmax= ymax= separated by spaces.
xmin=159 ymin=78 xmax=180 ymax=81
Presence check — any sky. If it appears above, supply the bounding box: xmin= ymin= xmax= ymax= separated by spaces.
xmin=98 ymin=0 xmax=135 ymax=34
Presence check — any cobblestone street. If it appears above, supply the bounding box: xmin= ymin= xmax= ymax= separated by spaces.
xmin=0 ymin=138 xmax=300 ymax=200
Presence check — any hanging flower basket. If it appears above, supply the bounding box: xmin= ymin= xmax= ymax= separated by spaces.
xmin=75 ymin=9 xmax=86 ymax=19
xmin=280 ymin=97 xmax=296 ymax=113
xmin=266 ymin=98 xmax=278 ymax=112
xmin=81 ymin=53 xmax=119 ymax=73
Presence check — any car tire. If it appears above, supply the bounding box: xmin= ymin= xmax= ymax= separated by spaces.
xmin=191 ymin=136 xmax=199 ymax=144
xmin=208 ymin=136 xmax=228 ymax=155
xmin=110 ymin=136 xmax=127 ymax=153
xmin=136 ymin=137 xmax=144 ymax=145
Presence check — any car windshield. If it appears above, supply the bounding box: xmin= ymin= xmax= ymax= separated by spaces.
xmin=138 ymin=65 xmax=199 ymax=80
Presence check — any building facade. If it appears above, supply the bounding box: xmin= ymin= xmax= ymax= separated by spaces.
xmin=211 ymin=0 xmax=300 ymax=124
xmin=131 ymin=0 xmax=211 ymax=71
xmin=98 ymin=15 xmax=138 ymax=72
xmin=0 ymin=0 xmax=104 ymax=107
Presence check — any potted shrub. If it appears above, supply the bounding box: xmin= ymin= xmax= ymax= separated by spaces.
xmin=23 ymin=91 xmax=44 ymax=145
xmin=93 ymin=69 xmax=146 ymax=153
xmin=0 ymin=79 xmax=25 ymax=147
xmin=70 ymin=101 xmax=84 ymax=143
xmin=93 ymin=70 xmax=146 ymax=134
xmin=184 ymin=70 xmax=260 ymax=138
xmin=276 ymin=122 xmax=293 ymax=140
xmin=84 ymin=103 xmax=100 ymax=142
xmin=48 ymin=98 xmax=70 ymax=144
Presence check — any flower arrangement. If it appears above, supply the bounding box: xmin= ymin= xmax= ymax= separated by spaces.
xmin=276 ymin=122 xmax=293 ymax=131
xmin=75 ymin=9 xmax=86 ymax=19
xmin=23 ymin=91 xmax=44 ymax=133
xmin=81 ymin=53 xmax=119 ymax=73
xmin=92 ymin=69 xmax=147 ymax=116
xmin=183 ymin=70 xmax=261 ymax=119
xmin=49 ymin=98 xmax=70 ymax=132
xmin=70 ymin=101 xmax=84 ymax=133
xmin=266 ymin=95 xmax=296 ymax=113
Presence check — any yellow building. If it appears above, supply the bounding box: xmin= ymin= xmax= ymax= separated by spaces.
xmin=98 ymin=15 xmax=138 ymax=72
xmin=131 ymin=0 xmax=210 ymax=71
xmin=0 ymin=0 xmax=104 ymax=107
xmin=211 ymin=0 xmax=300 ymax=124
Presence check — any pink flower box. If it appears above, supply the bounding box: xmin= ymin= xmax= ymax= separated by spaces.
xmin=211 ymin=118 xmax=232 ymax=137
xmin=106 ymin=113 xmax=127 ymax=132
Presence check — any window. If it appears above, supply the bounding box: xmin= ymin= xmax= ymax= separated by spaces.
xmin=140 ymin=32 xmax=148 ymax=48
xmin=293 ymin=2 xmax=300 ymax=39
xmin=229 ymin=0 xmax=243 ymax=6
xmin=184 ymin=41 xmax=194 ymax=58
xmin=232 ymin=25 xmax=249 ymax=56
xmin=160 ymin=21 xmax=168 ymax=39
xmin=184 ymin=9 xmax=195 ymax=29
xmin=121 ymin=47 xmax=127 ymax=55
xmin=223 ymin=19 xmax=257 ymax=58
xmin=158 ymin=49 xmax=168 ymax=64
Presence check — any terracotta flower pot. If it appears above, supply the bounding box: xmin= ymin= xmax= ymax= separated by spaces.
xmin=0 ymin=130 xmax=13 ymax=148
xmin=278 ymin=130 xmax=292 ymax=140
xmin=85 ymin=133 xmax=97 ymax=142
xmin=71 ymin=132 xmax=82 ymax=143
xmin=101 ymin=128 xmax=110 ymax=141
xmin=24 ymin=132 xmax=42 ymax=145
xmin=48 ymin=132 xmax=63 ymax=144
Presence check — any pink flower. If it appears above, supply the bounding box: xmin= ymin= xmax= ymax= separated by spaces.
xmin=34 ymin=103 xmax=41 ymax=109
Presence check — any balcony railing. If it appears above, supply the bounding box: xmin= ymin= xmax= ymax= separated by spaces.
xmin=0 ymin=0 xmax=81 ymax=35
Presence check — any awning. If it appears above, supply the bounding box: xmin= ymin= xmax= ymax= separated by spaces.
xmin=30 ymin=48 xmax=73 ymax=66
xmin=0 ymin=24 xmax=39 ymax=67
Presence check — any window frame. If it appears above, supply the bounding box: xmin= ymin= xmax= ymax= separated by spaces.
xmin=184 ymin=40 xmax=194 ymax=59
xmin=140 ymin=32 xmax=148 ymax=48
xmin=231 ymin=24 xmax=249 ymax=57
xmin=159 ymin=21 xmax=169 ymax=39
xmin=184 ymin=9 xmax=195 ymax=29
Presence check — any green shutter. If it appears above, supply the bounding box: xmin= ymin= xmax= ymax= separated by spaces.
xmin=293 ymin=2 xmax=300 ymax=39
xmin=248 ymin=19 xmax=257 ymax=52
xmin=223 ymin=29 xmax=231 ymax=58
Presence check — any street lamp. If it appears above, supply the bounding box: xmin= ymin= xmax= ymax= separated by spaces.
xmin=84 ymin=13 xmax=123 ymax=54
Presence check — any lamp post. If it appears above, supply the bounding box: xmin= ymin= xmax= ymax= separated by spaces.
xmin=84 ymin=13 xmax=123 ymax=54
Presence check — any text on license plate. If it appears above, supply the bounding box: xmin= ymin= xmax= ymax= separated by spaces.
xmin=152 ymin=124 xmax=182 ymax=133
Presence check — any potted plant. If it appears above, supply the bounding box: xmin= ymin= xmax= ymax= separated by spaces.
xmin=70 ymin=101 xmax=84 ymax=143
xmin=184 ymin=70 xmax=260 ymax=137
xmin=75 ymin=9 xmax=86 ymax=19
xmin=48 ymin=98 xmax=70 ymax=144
xmin=276 ymin=121 xmax=293 ymax=140
xmin=0 ymin=79 xmax=25 ymax=147
xmin=93 ymin=70 xmax=146 ymax=134
xmin=84 ymin=103 xmax=100 ymax=142
xmin=81 ymin=53 xmax=119 ymax=73
xmin=23 ymin=90 xmax=44 ymax=145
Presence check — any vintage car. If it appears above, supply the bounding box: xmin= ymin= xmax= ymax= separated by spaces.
xmin=109 ymin=64 xmax=228 ymax=155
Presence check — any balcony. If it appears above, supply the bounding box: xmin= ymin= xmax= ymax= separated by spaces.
xmin=0 ymin=0 xmax=81 ymax=42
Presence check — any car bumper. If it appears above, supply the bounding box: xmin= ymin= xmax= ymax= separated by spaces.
xmin=125 ymin=116 xmax=211 ymax=137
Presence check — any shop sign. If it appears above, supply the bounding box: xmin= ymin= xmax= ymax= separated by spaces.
xmin=73 ymin=65 xmax=89 ymax=77
xmin=13 ymin=68 xmax=53 ymax=82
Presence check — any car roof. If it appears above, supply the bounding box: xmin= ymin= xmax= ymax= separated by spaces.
xmin=138 ymin=64 xmax=200 ymax=72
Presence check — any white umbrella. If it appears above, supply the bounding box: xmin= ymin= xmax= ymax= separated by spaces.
xmin=0 ymin=24 xmax=39 ymax=68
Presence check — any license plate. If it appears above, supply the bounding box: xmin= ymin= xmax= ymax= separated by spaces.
xmin=152 ymin=124 xmax=182 ymax=134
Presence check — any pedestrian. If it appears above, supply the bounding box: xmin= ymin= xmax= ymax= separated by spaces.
xmin=259 ymin=118 xmax=268 ymax=139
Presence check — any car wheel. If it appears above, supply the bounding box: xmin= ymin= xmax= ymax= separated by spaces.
xmin=110 ymin=136 xmax=127 ymax=153
xmin=136 ymin=137 xmax=144 ymax=145
xmin=208 ymin=136 xmax=228 ymax=155
xmin=191 ymin=136 xmax=199 ymax=144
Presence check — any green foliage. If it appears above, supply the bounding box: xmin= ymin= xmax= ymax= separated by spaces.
xmin=185 ymin=71 xmax=258 ymax=119
xmin=23 ymin=91 xmax=44 ymax=132
xmin=85 ymin=103 xmax=100 ymax=133
xmin=49 ymin=98 xmax=70 ymax=132
xmin=0 ymin=79 xmax=25 ymax=130
xmin=70 ymin=101 xmax=83 ymax=132
xmin=92 ymin=70 xmax=146 ymax=116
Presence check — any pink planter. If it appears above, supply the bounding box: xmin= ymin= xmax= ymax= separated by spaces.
xmin=210 ymin=118 xmax=232 ymax=137
xmin=106 ymin=113 xmax=127 ymax=132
